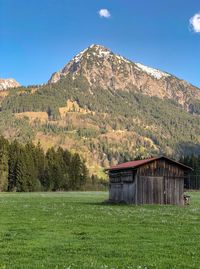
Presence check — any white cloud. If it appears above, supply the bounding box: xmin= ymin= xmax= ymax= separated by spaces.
xmin=99 ymin=9 xmax=111 ymax=18
xmin=190 ymin=12 xmax=200 ymax=33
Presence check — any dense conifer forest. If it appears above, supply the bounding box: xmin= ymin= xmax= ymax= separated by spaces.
xmin=0 ymin=136 xmax=96 ymax=192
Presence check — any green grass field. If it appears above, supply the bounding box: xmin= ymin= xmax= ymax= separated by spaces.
xmin=0 ymin=192 xmax=200 ymax=269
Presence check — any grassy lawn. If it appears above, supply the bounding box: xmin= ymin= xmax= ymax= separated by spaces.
xmin=0 ymin=192 xmax=200 ymax=269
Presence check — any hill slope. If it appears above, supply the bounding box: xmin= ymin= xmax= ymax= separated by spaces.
xmin=1 ymin=44 xmax=200 ymax=177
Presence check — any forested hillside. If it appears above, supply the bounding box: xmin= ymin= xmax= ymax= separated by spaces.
xmin=1 ymin=45 xmax=200 ymax=178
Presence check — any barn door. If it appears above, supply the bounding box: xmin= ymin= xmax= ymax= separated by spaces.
xmin=137 ymin=176 xmax=165 ymax=204
xmin=109 ymin=183 xmax=122 ymax=202
xmin=122 ymin=182 xmax=136 ymax=203
xmin=164 ymin=177 xmax=184 ymax=205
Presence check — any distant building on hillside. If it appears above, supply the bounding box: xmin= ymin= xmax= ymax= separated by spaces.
xmin=107 ymin=156 xmax=192 ymax=205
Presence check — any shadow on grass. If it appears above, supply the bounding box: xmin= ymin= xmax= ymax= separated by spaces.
xmin=75 ymin=200 xmax=136 ymax=207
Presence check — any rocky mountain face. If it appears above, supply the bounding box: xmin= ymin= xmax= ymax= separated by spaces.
xmin=0 ymin=78 xmax=20 ymax=90
xmin=49 ymin=44 xmax=200 ymax=110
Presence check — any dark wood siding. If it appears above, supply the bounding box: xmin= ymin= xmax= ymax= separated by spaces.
xmin=135 ymin=159 xmax=185 ymax=205
xmin=137 ymin=176 xmax=164 ymax=204
xmin=164 ymin=177 xmax=184 ymax=205
xmin=137 ymin=159 xmax=185 ymax=178
xmin=109 ymin=171 xmax=136 ymax=203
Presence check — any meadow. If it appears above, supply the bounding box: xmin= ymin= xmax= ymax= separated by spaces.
xmin=0 ymin=192 xmax=200 ymax=269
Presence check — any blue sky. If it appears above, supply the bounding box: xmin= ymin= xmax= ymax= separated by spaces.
xmin=0 ymin=0 xmax=200 ymax=87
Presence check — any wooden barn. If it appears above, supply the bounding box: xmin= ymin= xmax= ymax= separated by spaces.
xmin=107 ymin=156 xmax=192 ymax=205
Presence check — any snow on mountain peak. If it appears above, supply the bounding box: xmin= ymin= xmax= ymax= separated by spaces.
xmin=71 ymin=44 xmax=111 ymax=64
xmin=73 ymin=48 xmax=88 ymax=63
xmin=135 ymin=63 xmax=170 ymax=80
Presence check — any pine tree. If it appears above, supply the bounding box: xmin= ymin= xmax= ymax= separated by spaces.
xmin=16 ymin=153 xmax=27 ymax=192
xmin=44 ymin=148 xmax=61 ymax=191
xmin=34 ymin=142 xmax=46 ymax=187
xmin=0 ymin=136 xmax=9 ymax=191
xmin=8 ymin=140 xmax=21 ymax=191
xmin=69 ymin=153 xmax=88 ymax=190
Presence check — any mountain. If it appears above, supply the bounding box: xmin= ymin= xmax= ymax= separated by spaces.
xmin=49 ymin=44 xmax=200 ymax=112
xmin=0 ymin=78 xmax=20 ymax=90
xmin=1 ymin=44 xmax=200 ymax=178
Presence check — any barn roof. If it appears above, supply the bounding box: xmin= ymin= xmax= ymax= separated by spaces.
xmin=107 ymin=156 xmax=192 ymax=171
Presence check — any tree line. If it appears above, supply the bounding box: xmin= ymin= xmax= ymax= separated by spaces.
xmin=180 ymin=155 xmax=200 ymax=189
xmin=0 ymin=136 xmax=89 ymax=192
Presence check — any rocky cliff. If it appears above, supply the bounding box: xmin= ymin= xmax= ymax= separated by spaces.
xmin=49 ymin=44 xmax=200 ymax=110
xmin=0 ymin=78 xmax=20 ymax=90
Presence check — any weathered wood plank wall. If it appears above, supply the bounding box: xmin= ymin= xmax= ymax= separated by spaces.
xmin=109 ymin=158 xmax=186 ymax=205
xmin=136 ymin=159 xmax=185 ymax=205
xmin=109 ymin=171 xmax=136 ymax=203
